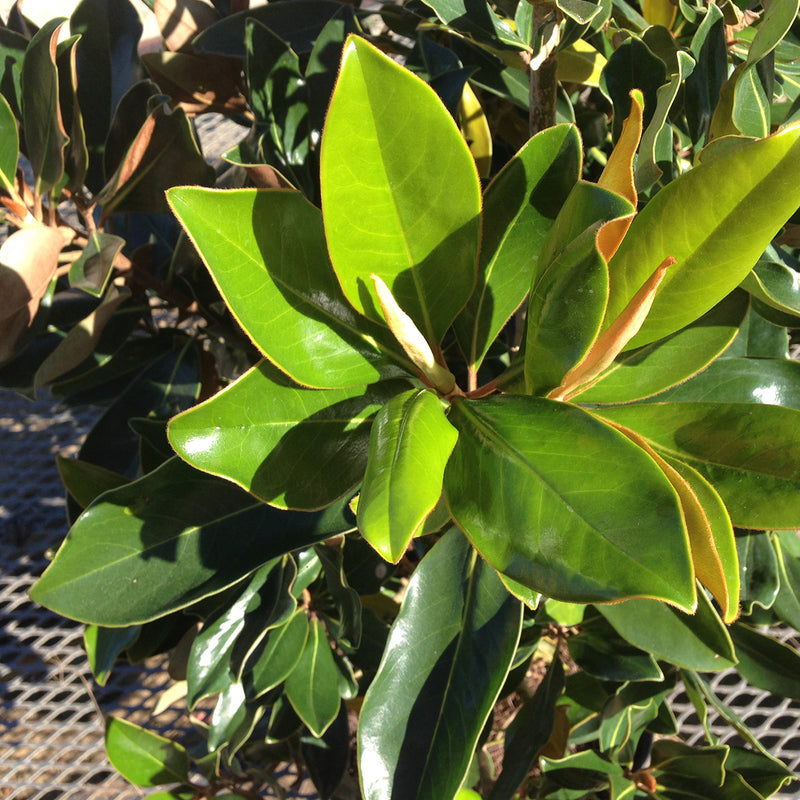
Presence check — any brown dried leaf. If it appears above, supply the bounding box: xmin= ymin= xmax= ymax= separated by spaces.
xmin=0 ymin=226 xmax=63 ymax=360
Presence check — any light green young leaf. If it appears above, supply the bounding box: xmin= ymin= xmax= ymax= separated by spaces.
xmin=168 ymin=360 xmax=406 ymax=510
xmin=168 ymin=187 xmax=405 ymax=388
xmin=358 ymin=389 xmax=458 ymax=563
xmin=321 ymin=35 xmax=481 ymax=345
xmin=105 ymin=717 xmax=189 ymax=787
xmin=359 ymin=529 xmax=522 ymax=800
xmin=607 ymin=124 xmax=800 ymax=348
xmin=445 ymin=396 xmax=696 ymax=611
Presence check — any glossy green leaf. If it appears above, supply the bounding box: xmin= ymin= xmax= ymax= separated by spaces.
xmin=731 ymin=623 xmax=800 ymax=702
xmin=598 ymin=682 xmax=666 ymax=758
xmin=56 ymin=34 xmax=88 ymax=194
xmin=247 ymin=610 xmax=309 ymax=698
xmin=285 ymin=617 xmax=341 ymax=738
xmin=321 ymin=35 xmax=481 ymax=345
xmin=358 ymin=389 xmax=458 ymax=562
xmin=71 ymin=0 xmax=143 ymax=193
xmin=97 ymin=102 xmax=214 ymax=215
xmin=29 ymin=458 xmax=356 ymax=626
xmin=454 ymin=124 xmax=581 ymax=372
xmin=0 ymin=92 xmax=18 ymax=193
xmin=445 ymin=396 xmax=695 ymax=610
xmin=187 ymin=560 xmax=278 ymax=708
xmin=489 ymin=658 xmax=565 ymax=800
xmin=725 ymin=746 xmax=795 ymax=798
xmin=596 ymin=401 xmax=800 ymax=529
xmin=525 ymin=223 xmax=609 ymax=396
xmin=315 ymin=544 xmax=361 ymax=647
xmin=168 ymin=360 xmax=404 ymax=510
xmin=772 ymin=532 xmax=800 ymax=631
xmin=597 ymin=589 xmax=735 ymax=671
xmin=650 ymin=740 xmax=730 ymax=800
xmin=606 ymin=124 xmax=800 ymax=348
xmin=207 ymin=681 xmax=249 ymax=753
xmin=167 ymin=188 xmax=403 ymax=388
xmin=68 ymin=232 xmax=124 ymax=297
xmin=21 ymin=18 xmax=67 ymax=194
xmin=649 ymin=356 xmax=800 ymax=409
xmin=359 ymin=529 xmax=522 ymax=800
xmin=56 ymin=455 xmax=128 ymax=509
xmin=105 ymin=717 xmax=189 ymax=787
xmin=576 ymin=293 xmax=748 ymax=404
xmin=725 ymin=304 xmax=789 ymax=359
xmin=741 ymin=256 xmax=800 ymax=318
xmin=737 ymin=532 xmax=779 ymax=615
xmin=84 ymin=624 xmax=140 ymax=686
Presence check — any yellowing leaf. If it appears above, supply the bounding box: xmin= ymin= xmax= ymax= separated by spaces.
xmin=557 ymin=39 xmax=607 ymax=87
xmin=459 ymin=82 xmax=492 ymax=179
xmin=596 ymin=90 xmax=643 ymax=261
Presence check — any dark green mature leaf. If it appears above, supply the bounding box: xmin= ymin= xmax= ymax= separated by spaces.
xmin=489 ymin=658 xmax=565 ymax=800
xmin=597 ymin=589 xmax=735 ymax=671
xmin=445 ymin=396 xmax=695 ymax=610
xmin=576 ymin=293 xmax=748 ymax=404
xmin=0 ymin=93 xmax=18 ymax=193
xmin=301 ymin=700 xmax=350 ymax=800
xmin=650 ymin=740 xmax=730 ymax=800
xmin=98 ymin=102 xmax=214 ymax=214
xmin=168 ymin=360 xmax=404 ymax=510
xmin=731 ymin=623 xmax=800 ymax=702
xmin=525 ymin=222 xmax=609 ymax=396
xmin=569 ymin=614 xmax=662 ymax=682
xmin=422 ymin=0 xmax=525 ymax=48
xmin=285 ymin=617 xmax=341 ymax=737
xmin=84 ymin=624 xmax=140 ymax=686
xmin=30 ymin=458 xmax=356 ymax=626
xmin=21 ymin=18 xmax=67 ymax=194
xmin=207 ymin=681 xmax=249 ymax=753
xmin=358 ymin=389 xmax=458 ymax=562
xmin=56 ymin=34 xmax=88 ymax=194
xmin=596 ymin=401 xmax=800 ymax=529
xmin=649 ymin=356 xmax=800 ymax=409
xmin=194 ymin=0 xmax=343 ymax=58
xmin=321 ymin=35 xmax=481 ymax=345
xmin=68 ymin=233 xmax=124 ymax=297
xmin=105 ymin=717 xmax=189 ymax=787
xmin=78 ymin=339 xmax=201 ymax=477
xmin=737 ymin=532 xmax=779 ymax=615
xmin=359 ymin=529 xmax=522 ymax=800
xmin=56 ymin=455 xmax=128 ymax=509
xmin=167 ymin=188 xmax=405 ymax=388
xmin=725 ymin=747 xmax=795 ymax=798
xmin=247 ymin=610 xmax=309 ymax=698
xmin=454 ymin=124 xmax=581 ymax=372
xmin=0 ymin=27 xmax=27 ymax=120
xmin=607 ymin=125 xmax=800 ymax=348
xmin=71 ymin=0 xmax=143 ymax=193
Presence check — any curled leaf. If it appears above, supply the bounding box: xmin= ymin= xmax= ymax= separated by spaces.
xmin=371 ymin=274 xmax=456 ymax=395
xmin=551 ymin=256 xmax=675 ymax=400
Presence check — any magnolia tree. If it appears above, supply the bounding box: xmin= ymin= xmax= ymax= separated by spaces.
xmin=2 ymin=0 xmax=800 ymax=798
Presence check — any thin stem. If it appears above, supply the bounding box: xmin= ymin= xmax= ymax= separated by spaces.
xmin=529 ymin=1 xmax=560 ymax=137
